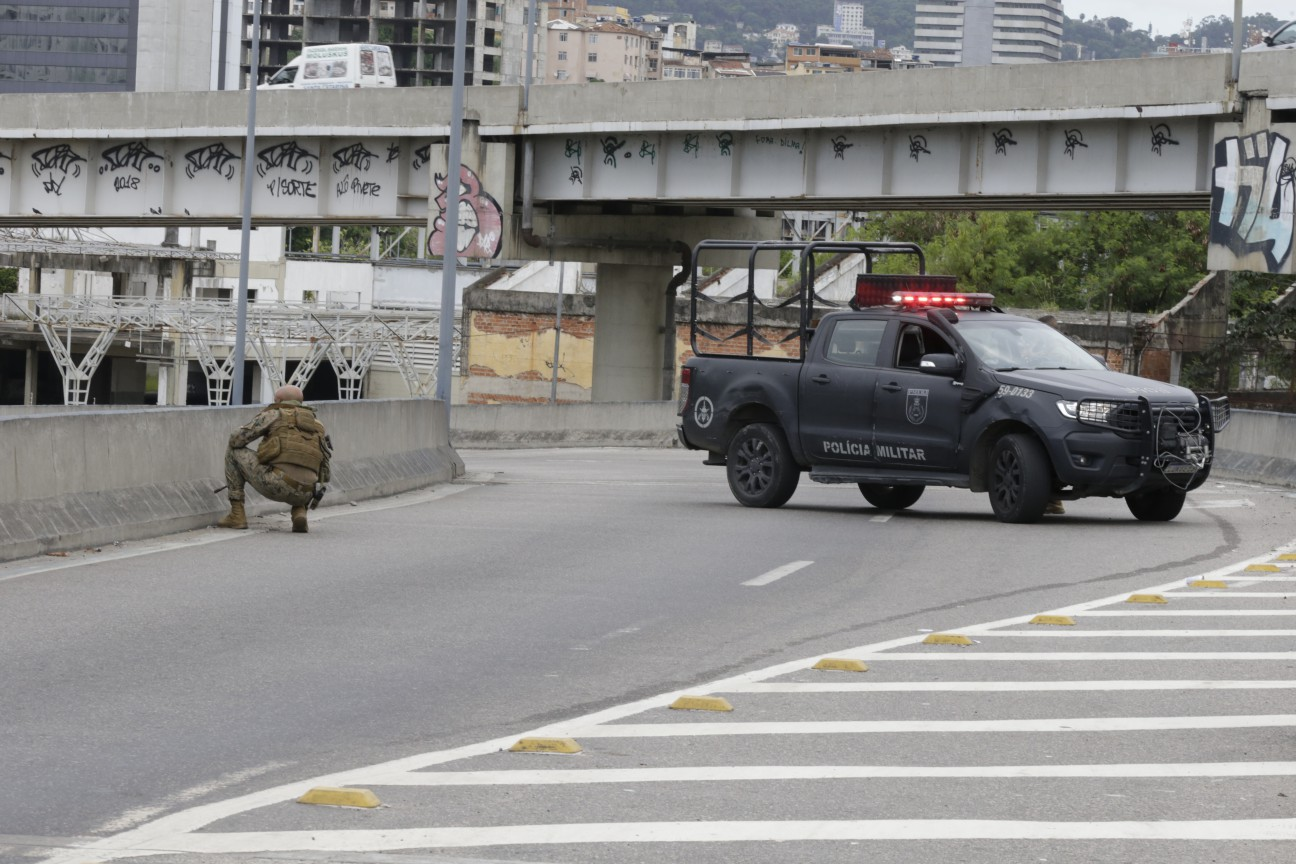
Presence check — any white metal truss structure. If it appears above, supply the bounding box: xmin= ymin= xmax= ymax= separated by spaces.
xmin=0 ymin=293 xmax=457 ymax=406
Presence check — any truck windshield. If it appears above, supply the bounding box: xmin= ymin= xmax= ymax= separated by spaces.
xmin=957 ymin=319 xmax=1106 ymax=371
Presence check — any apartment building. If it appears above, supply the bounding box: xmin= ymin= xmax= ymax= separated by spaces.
xmin=243 ymin=0 xmax=533 ymax=89
xmin=914 ymin=0 xmax=1063 ymax=66
xmin=544 ymin=19 xmax=658 ymax=83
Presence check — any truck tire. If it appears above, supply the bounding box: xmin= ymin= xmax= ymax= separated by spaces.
xmin=988 ymin=433 xmax=1050 ymax=523
xmin=726 ymin=423 xmax=800 ymax=508
xmin=1125 ymin=487 xmax=1186 ymax=521
xmin=858 ymin=484 xmax=924 ymax=510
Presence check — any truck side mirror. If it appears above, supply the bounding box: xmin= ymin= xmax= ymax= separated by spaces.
xmin=918 ymin=353 xmax=961 ymax=377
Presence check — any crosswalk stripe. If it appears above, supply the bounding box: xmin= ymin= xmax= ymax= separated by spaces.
xmin=369 ymin=761 xmax=1296 ymax=785
xmin=566 ymin=715 xmax=1296 ymax=737
xmin=134 ymin=818 xmax=1296 ymax=851
xmin=720 ymin=680 xmax=1296 ymax=693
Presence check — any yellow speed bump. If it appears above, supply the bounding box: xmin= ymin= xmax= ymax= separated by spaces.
xmin=669 ymin=695 xmax=733 ymax=712
xmin=297 ymin=787 xmax=381 ymax=808
xmin=1276 ymin=554 xmax=1296 ymax=562
xmin=1028 ymin=614 xmax=1076 ymax=626
xmin=1126 ymin=594 xmax=1168 ymax=604
xmin=813 ymin=657 xmax=869 ymax=672
xmin=1246 ymin=564 xmax=1281 ymax=572
xmin=922 ymin=633 xmax=974 ymax=646
xmin=510 ymin=737 xmax=582 ymax=754
xmin=1188 ymin=580 xmax=1228 ymax=589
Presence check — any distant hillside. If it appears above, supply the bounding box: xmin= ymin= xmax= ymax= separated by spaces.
xmin=639 ymin=2 xmax=1284 ymax=60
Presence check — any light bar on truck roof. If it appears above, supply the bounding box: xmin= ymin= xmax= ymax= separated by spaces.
xmin=853 ymin=274 xmax=994 ymax=310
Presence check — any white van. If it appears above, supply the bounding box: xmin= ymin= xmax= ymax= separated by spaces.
xmin=259 ymin=44 xmax=396 ymax=90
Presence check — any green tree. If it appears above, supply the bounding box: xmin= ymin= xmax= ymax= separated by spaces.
xmin=850 ymin=209 xmax=1210 ymax=313
xmin=0 ymin=267 xmax=16 ymax=294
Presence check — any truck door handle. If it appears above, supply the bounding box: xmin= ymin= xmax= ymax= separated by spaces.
xmin=811 ymin=374 xmax=831 ymax=384
xmin=881 ymin=382 xmax=903 ymax=392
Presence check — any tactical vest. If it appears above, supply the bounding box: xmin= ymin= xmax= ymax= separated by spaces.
xmin=256 ymin=403 xmax=326 ymax=473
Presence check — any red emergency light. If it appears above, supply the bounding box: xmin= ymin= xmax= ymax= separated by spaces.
xmin=853 ymin=274 xmax=994 ymax=310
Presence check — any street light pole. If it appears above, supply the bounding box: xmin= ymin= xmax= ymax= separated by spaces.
xmin=433 ymin=0 xmax=469 ymax=410
xmin=231 ymin=1 xmax=261 ymax=406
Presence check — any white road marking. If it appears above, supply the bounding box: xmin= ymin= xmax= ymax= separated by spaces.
xmin=93 ymin=761 xmax=291 ymax=834
xmin=839 ymin=652 xmax=1296 ymax=661
xmin=742 ymin=560 xmax=813 ymax=587
xmin=969 ymin=629 xmax=1296 ymax=637
xmin=41 ymin=538 xmax=1296 ymax=864
xmin=373 ymin=761 xmax=1296 ymax=786
xmin=720 ymin=680 xmax=1296 ymax=693
xmin=1202 ymin=575 xmax=1296 ymax=581
xmin=120 ymin=819 xmax=1296 ymax=852
xmin=1160 ymin=592 xmax=1294 ymax=598
xmin=1080 ymin=609 xmax=1296 ymax=616
xmin=0 ymin=479 xmax=487 ymax=583
xmin=1187 ymin=499 xmax=1254 ymax=509
xmin=564 ymin=715 xmax=1296 ymax=737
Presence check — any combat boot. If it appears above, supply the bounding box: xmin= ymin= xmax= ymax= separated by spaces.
xmin=217 ymin=500 xmax=247 ymax=529
xmin=291 ymin=505 xmax=309 ymax=534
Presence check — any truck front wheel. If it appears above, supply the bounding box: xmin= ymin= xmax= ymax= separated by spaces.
xmin=988 ymin=433 xmax=1050 ymax=523
xmin=727 ymin=423 xmax=800 ymax=508
xmin=859 ymin=484 xmax=924 ymax=510
xmin=1126 ymin=487 xmax=1186 ymax=521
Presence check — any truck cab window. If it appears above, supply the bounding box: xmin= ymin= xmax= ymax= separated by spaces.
xmin=827 ymin=319 xmax=887 ymax=367
xmin=895 ymin=325 xmax=953 ymax=368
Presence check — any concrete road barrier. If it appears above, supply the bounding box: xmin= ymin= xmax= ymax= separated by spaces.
xmin=0 ymin=399 xmax=463 ymax=563
xmin=1211 ymin=409 xmax=1296 ymax=489
xmin=0 ymin=399 xmax=1284 ymax=563
xmin=449 ymin=401 xmax=680 ymax=449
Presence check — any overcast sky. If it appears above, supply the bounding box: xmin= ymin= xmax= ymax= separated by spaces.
xmin=1069 ymin=2 xmax=1293 ymax=37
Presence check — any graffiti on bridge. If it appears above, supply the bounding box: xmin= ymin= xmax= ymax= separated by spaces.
xmin=1212 ymin=131 xmax=1296 ymax=272
xmin=427 ymin=164 xmax=503 ymax=259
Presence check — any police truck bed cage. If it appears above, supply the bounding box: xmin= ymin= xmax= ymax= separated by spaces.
xmin=688 ymin=239 xmax=937 ymax=360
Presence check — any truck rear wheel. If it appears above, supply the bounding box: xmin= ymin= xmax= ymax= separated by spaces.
xmin=858 ymin=484 xmax=924 ymax=510
xmin=1126 ymin=487 xmax=1186 ymax=521
xmin=988 ymin=433 xmax=1050 ymax=523
xmin=727 ymin=423 xmax=800 ymax=508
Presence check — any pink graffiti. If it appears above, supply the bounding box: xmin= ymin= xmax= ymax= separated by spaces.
xmin=427 ymin=164 xmax=503 ymax=259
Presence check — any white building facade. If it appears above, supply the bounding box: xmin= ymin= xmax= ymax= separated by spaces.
xmin=914 ymin=0 xmax=1063 ymax=67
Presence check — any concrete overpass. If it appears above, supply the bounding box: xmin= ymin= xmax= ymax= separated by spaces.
xmin=4 ymin=51 xmax=1296 ymax=401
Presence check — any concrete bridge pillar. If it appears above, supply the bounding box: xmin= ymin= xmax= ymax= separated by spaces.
xmin=591 ymin=263 xmax=672 ymax=403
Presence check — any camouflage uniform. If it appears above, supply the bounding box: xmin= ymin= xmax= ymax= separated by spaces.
xmin=223 ymin=400 xmax=331 ymax=522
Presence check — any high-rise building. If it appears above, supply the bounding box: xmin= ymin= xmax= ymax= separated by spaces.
xmin=0 ymin=1 xmax=229 ymax=93
xmin=834 ymin=2 xmax=867 ymax=36
xmin=242 ymin=0 xmax=534 ymax=89
xmin=914 ymin=0 xmax=1063 ymax=67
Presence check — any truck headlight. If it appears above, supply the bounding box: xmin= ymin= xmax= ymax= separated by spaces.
xmin=1056 ymin=400 xmax=1077 ymax=419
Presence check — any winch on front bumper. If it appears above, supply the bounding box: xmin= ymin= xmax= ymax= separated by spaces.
xmin=1062 ymin=394 xmax=1230 ymax=495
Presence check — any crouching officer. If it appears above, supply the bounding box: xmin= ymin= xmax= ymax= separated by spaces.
xmin=217 ymin=384 xmax=331 ymax=533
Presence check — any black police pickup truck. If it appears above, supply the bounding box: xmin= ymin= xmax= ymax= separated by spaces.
xmin=676 ymin=240 xmax=1230 ymax=523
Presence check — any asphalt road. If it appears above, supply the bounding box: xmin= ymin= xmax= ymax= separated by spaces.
xmin=3 ymin=447 xmax=1296 ymax=864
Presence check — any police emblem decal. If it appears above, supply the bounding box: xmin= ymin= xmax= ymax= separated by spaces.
xmin=906 ymin=388 xmax=929 ymax=425
xmin=693 ymin=396 xmax=715 ymax=429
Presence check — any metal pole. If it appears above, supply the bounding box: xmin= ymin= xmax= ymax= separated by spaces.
xmin=550 ymin=262 xmax=565 ymax=403
xmin=524 ymin=0 xmax=537 ymax=99
xmin=1231 ymin=0 xmax=1244 ymax=83
xmin=231 ymin=1 xmax=261 ymax=406
xmin=434 ymin=0 xmax=469 ymax=408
